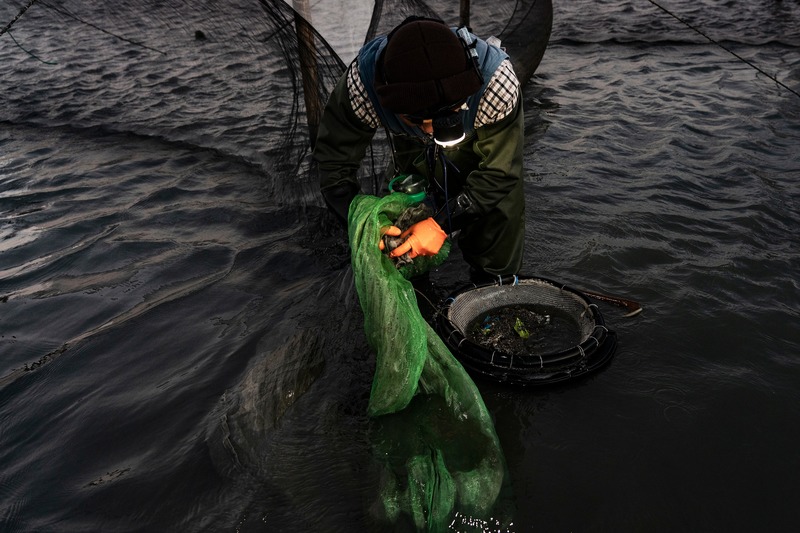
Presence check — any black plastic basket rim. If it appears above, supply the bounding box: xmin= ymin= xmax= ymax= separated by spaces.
xmin=435 ymin=275 xmax=617 ymax=385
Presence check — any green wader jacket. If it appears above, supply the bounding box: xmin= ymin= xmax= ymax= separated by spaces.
xmin=313 ymin=65 xmax=525 ymax=277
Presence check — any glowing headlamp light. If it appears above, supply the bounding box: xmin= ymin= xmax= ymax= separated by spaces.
xmin=432 ymin=112 xmax=466 ymax=147
xmin=403 ymin=103 xmax=468 ymax=147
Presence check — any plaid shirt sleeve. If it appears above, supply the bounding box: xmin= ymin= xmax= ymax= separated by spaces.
xmin=345 ymin=57 xmax=519 ymax=130
xmin=345 ymin=58 xmax=380 ymax=129
xmin=474 ymin=59 xmax=520 ymax=128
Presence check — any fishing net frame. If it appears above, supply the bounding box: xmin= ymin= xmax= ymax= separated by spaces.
xmin=436 ymin=276 xmax=617 ymax=386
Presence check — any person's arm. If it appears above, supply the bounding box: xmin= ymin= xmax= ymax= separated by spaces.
xmin=431 ymin=60 xmax=524 ymax=235
xmin=394 ymin=61 xmax=524 ymax=259
xmin=313 ymin=61 xmax=378 ymax=224
xmin=464 ymin=60 xmax=524 ymax=220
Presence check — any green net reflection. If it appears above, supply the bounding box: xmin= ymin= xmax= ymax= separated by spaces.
xmin=348 ymin=194 xmax=508 ymax=531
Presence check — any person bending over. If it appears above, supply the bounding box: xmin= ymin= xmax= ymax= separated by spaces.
xmin=313 ymin=16 xmax=525 ymax=280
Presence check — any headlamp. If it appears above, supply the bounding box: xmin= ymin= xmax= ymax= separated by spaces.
xmin=402 ymin=102 xmax=469 ymax=147
xmin=432 ymin=112 xmax=465 ymax=147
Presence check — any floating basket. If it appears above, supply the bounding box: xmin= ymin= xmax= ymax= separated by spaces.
xmin=436 ymin=276 xmax=617 ymax=386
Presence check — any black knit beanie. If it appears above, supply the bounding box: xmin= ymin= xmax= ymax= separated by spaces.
xmin=375 ymin=18 xmax=483 ymax=116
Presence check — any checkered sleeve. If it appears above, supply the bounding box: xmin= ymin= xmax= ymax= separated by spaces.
xmin=345 ymin=58 xmax=380 ymax=129
xmin=474 ymin=59 xmax=520 ymax=128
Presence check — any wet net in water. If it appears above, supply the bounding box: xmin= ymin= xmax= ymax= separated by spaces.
xmin=2 ymin=0 xmax=553 ymax=529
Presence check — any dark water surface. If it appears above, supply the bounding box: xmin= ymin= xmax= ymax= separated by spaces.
xmin=2 ymin=0 xmax=800 ymax=531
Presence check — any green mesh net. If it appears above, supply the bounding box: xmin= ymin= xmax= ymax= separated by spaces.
xmin=348 ymin=193 xmax=508 ymax=531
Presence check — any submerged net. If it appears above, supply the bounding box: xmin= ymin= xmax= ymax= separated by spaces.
xmin=348 ymin=193 xmax=508 ymax=530
xmin=1 ymin=0 xmax=359 ymax=205
xmin=2 ymin=0 xmax=550 ymax=205
xmin=3 ymin=0 xmax=551 ymax=528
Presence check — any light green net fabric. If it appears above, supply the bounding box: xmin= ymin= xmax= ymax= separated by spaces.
xmin=348 ymin=193 xmax=508 ymax=532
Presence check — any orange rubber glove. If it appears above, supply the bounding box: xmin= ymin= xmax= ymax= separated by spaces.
xmin=388 ymin=218 xmax=447 ymax=259
xmin=378 ymin=225 xmax=402 ymax=251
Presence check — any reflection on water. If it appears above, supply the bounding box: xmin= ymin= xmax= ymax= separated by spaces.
xmin=2 ymin=0 xmax=800 ymax=531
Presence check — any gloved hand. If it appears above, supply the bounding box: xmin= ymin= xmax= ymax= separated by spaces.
xmin=378 ymin=226 xmax=402 ymax=252
xmin=388 ymin=218 xmax=447 ymax=259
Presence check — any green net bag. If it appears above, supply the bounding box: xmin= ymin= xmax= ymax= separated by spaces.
xmin=348 ymin=193 xmax=508 ymax=531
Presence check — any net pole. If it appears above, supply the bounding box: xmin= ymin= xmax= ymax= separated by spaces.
xmin=459 ymin=0 xmax=470 ymax=28
xmin=293 ymin=0 xmax=321 ymax=148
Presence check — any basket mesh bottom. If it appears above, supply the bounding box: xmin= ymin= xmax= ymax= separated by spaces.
xmin=447 ymin=279 xmax=596 ymax=348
